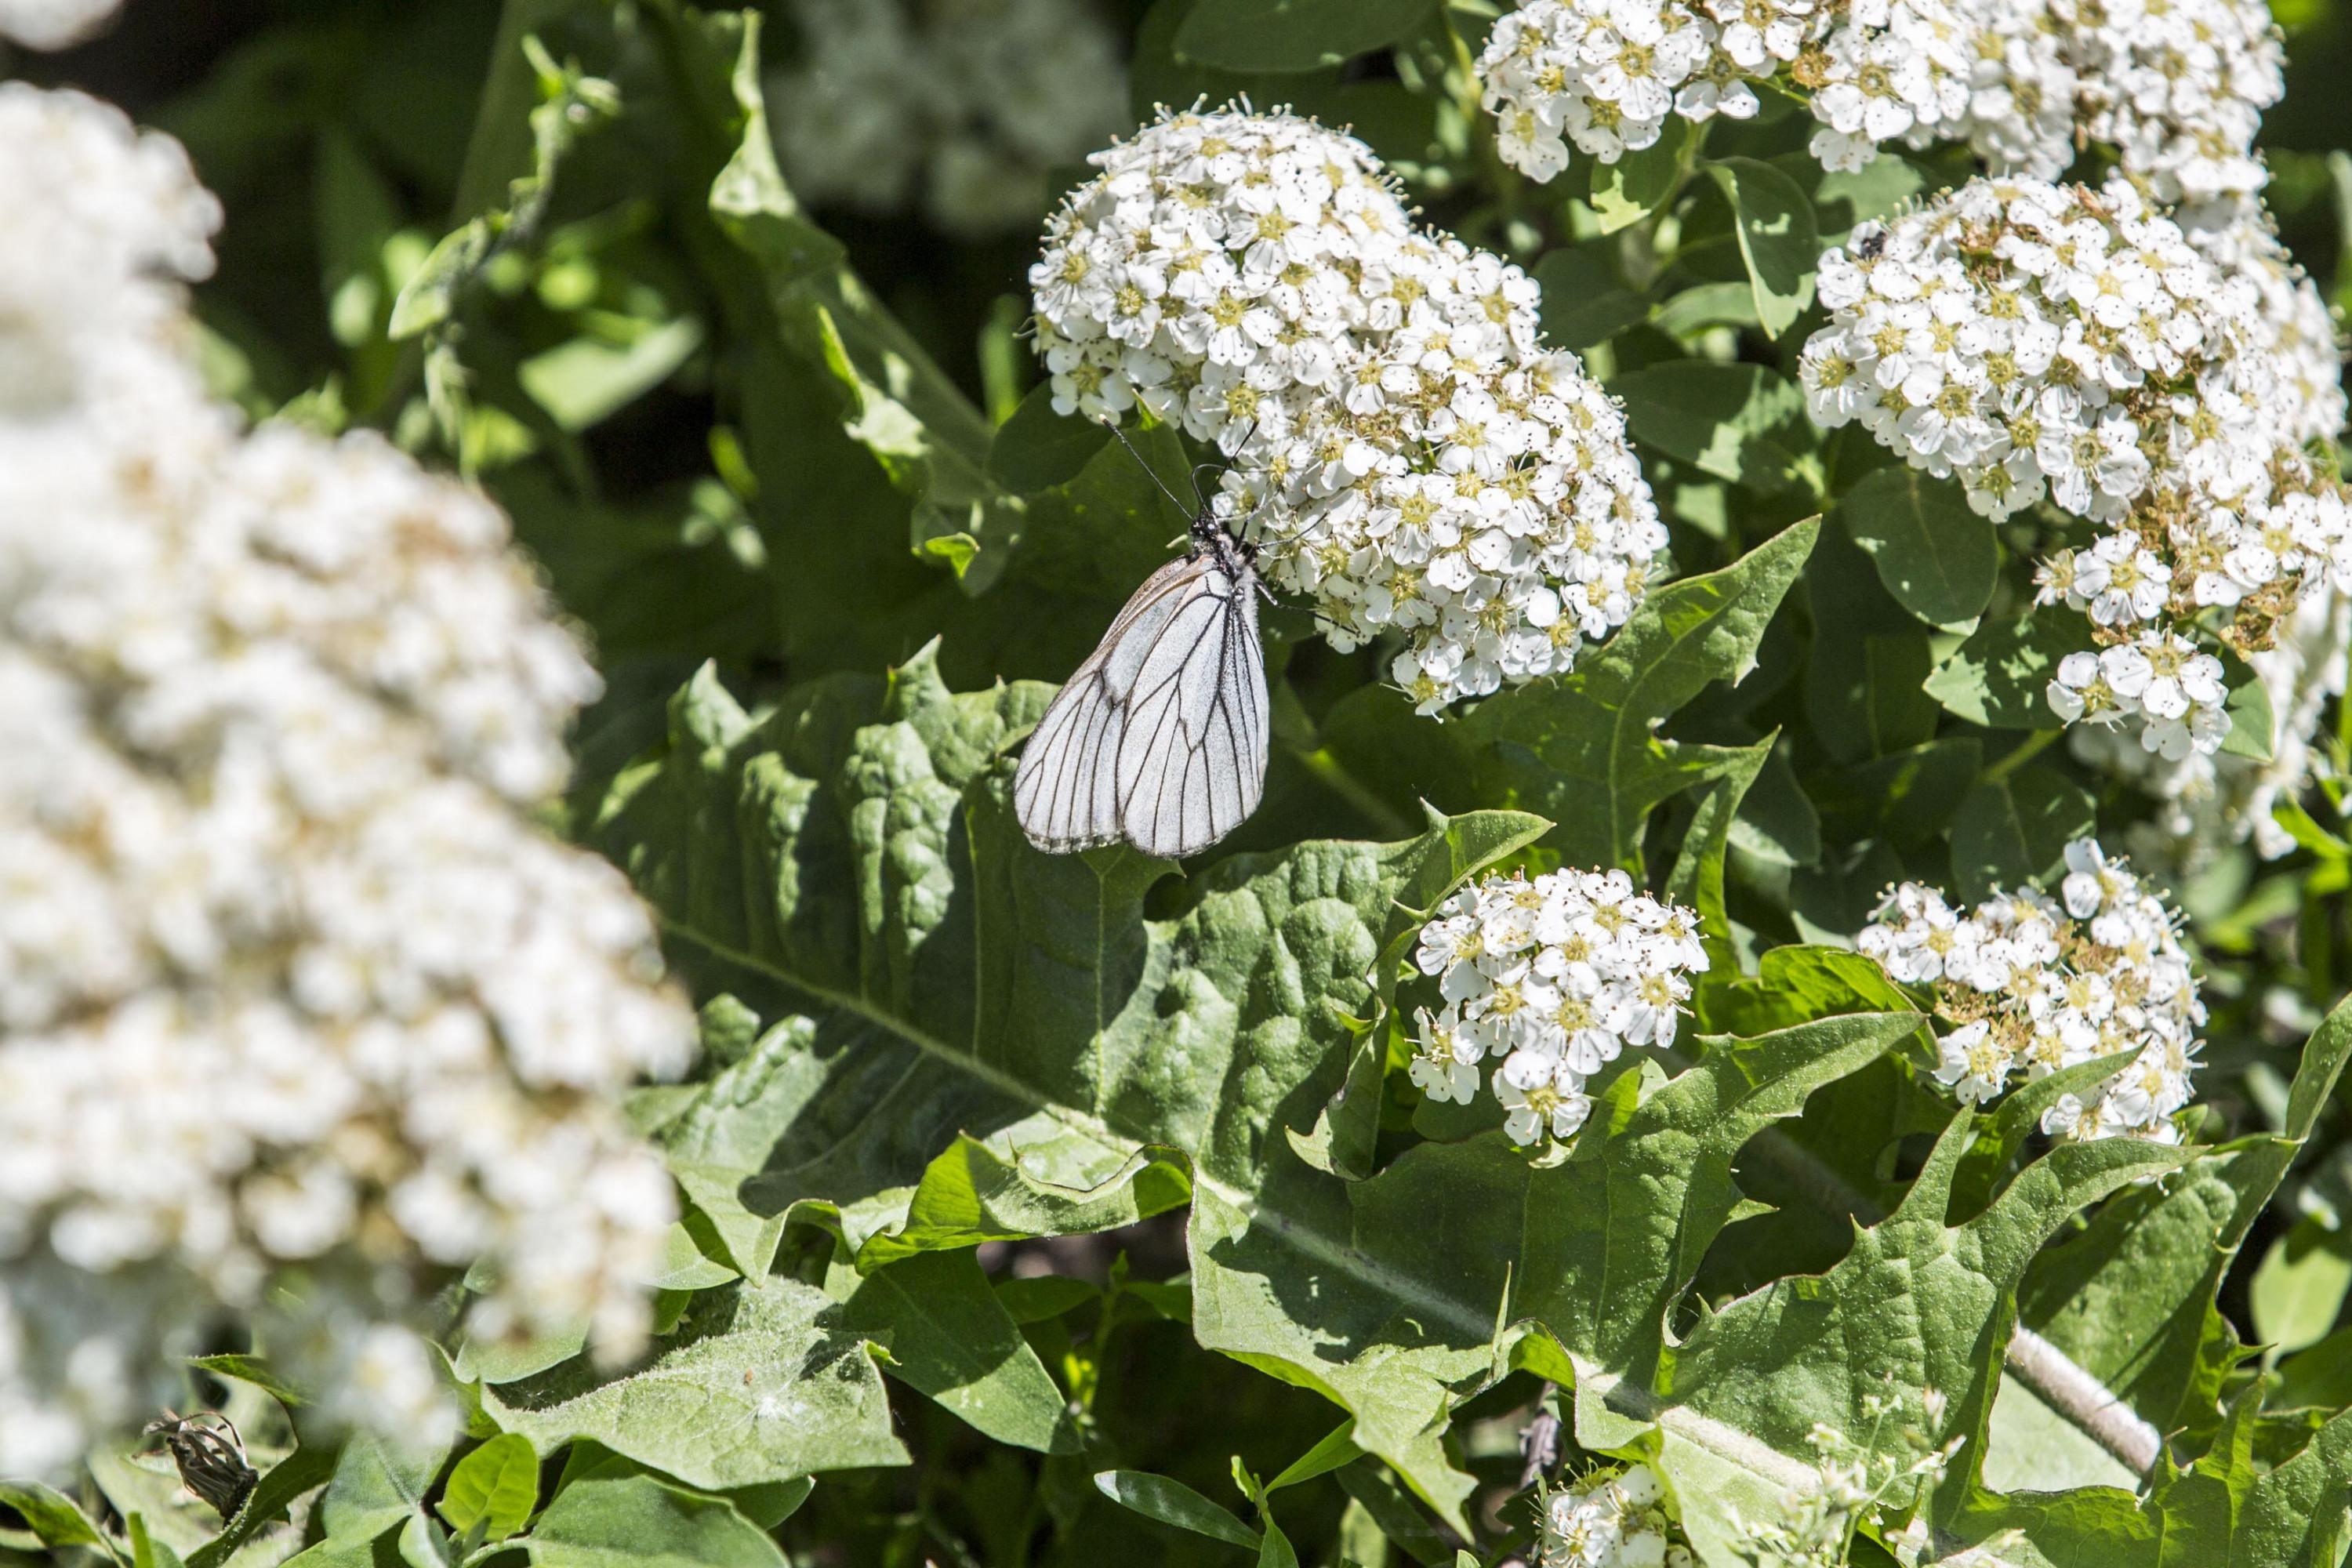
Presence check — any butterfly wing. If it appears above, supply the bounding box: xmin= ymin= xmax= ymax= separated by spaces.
xmin=1014 ymin=554 xmax=1210 ymax=852
xmin=1014 ymin=553 xmax=1269 ymax=858
xmin=1112 ymin=557 xmax=1267 ymax=858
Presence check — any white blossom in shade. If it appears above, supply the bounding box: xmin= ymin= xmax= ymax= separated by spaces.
xmin=768 ymin=0 xmax=1128 ymax=238
xmin=1410 ymin=868 xmax=1706 ymax=1148
xmin=0 ymin=86 xmax=697 ymax=1476
xmin=1034 ymin=105 xmax=1665 ymax=710
xmin=1858 ymin=837 xmax=2204 ymax=1143
xmin=1537 ymin=1463 xmax=1697 ymax=1568
xmin=2043 ymin=0 xmax=2281 ymax=204
xmin=0 ymin=0 xmax=122 ymax=49
xmin=2043 ymin=629 xmax=2229 ymax=760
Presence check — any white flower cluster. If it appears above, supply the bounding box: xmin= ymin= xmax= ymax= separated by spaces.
xmin=770 ymin=0 xmax=1128 ymax=237
xmin=1802 ymin=176 xmax=2350 ymax=757
xmin=1538 ymin=1463 xmax=1696 ymax=1568
xmin=1476 ymin=0 xmax=2283 ymax=200
xmin=1857 ymin=839 xmax=2204 ymax=1143
xmin=1033 ymin=106 xmax=1665 ymax=710
xmin=2073 ymin=587 xmax=2351 ymax=868
xmin=0 ymin=85 xmax=696 ymax=1478
xmin=0 ymin=0 xmax=122 ymax=49
xmin=1959 ymin=0 xmax=2284 ymax=202
xmin=1410 ymin=867 xmax=1707 ymax=1147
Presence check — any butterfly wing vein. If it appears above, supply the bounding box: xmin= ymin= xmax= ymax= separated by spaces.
xmin=1014 ymin=553 xmax=1268 ymax=857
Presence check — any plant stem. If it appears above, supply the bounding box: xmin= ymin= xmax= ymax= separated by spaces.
xmin=1977 ymin=728 xmax=2061 ymax=788
xmin=1289 ymin=743 xmax=1417 ymax=841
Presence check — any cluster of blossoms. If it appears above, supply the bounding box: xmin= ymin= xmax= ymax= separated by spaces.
xmin=1476 ymin=0 xmax=1976 ymax=179
xmin=0 ymin=84 xmax=697 ymax=1477
xmin=1858 ymin=839 xmax=2204 ymax=1143
xmin=2074 ymin=588 xmax=2350 ymax=869
xmin=770 ymin=0 xmax=1127 ymax=237
xmin=1537 ymin=1463 xmax=1695 ymax=1568
xmin=1730 ymin=1386 xmax=1959 ymax=1567
xmin=1800 ymin=176 xmax=2350 ymax=757
xmin=1033 ymin=107 xmax=1665 ymax=710
xmin=1410 ymin=868 xmax=1707 ymax=1147
xmin=1476 ymin=0 xmax=2282 ymax=200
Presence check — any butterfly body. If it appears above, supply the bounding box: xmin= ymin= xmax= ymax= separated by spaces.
xmin=1014 ymin=503 xmax=1270 ymax=858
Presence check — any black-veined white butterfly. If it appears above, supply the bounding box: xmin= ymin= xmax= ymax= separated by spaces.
xmin=1014 ymin=429 xmax=1269 ymax=858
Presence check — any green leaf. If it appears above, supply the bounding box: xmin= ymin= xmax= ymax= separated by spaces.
xmin=986 ymin=383 xmax=1112 ymax=492
xmin=1704 ymin=157 xmax=1818 ymax=338
xmin=525 ymin=1456 xmax=786 ymax=1568
xmin=1171 ymin=0 xmax=1437 ymax=71
xmin=1266 ymin=1423 xmax=1364 ymax=1491
xmin=128 ymin=1515 xmax=186 ymax=1568
xmin=307 ymin=1431 xmax=453 ymax=1556
xmin=518 ymin=317 xmax=706 ymax=433
xmin=1948 ymin=765 xmax=2098 ymax=905
xmin=187 ymin=1353 xmax=310 ymax=1410
xmin=2223 ymin=655 xmax=2278 ymax=762
xmin=1926 ymin=615 xmax=2079 ymax=729
xmin=586 ymin=641 xmax=1550 ymax=1528
xmin=1534 ymin=245 xmax=1649 ymax=350
xmin=0 ymin=1481 xmax=110 ymax=1552
xmin=1588 ymin=128 xmax=1690 ymax=234
xmin=479 ymin=1281 xmax=907 ymax=1490
xmin=1326 ymin=520 xmax=1820 ymax=873
xmin=1837 ymin=466 xmax=1998 ymax=627
xmin=1091 ymin=1471 xmax=1259 ymax=1550
xmin=436 ymin=1434 xmax=539 ymax=1542
xmin=1609 ymin=361 xmax=1820 ymax=497
xmin=836 ymin=1250 xmax=1080 ymax=1454
xmin=2252 ymin=1218 xmax=2352 ymax=1356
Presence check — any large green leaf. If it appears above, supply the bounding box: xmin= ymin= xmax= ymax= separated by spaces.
xmin=480 ymin=1280 xmax=907 ymax=1490
xmin=1837 ymin=466 xmax=1998 ymax=628
xmin=1609 ymin=362 xmax=1821 ymax=497
xmin=1323 ymin=518 xmax=1820 ymax=871
xmin=834 ymin=1249 xmax=1080 ymax=1454
xmin=524 ymin=1454 xmax=785 ymax=1568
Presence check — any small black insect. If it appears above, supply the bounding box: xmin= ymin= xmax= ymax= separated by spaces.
xmin=1853 ymin=224 xmax=1889 ymax=261
xmin=143 ymin=1410 xmax=259 ymax=1520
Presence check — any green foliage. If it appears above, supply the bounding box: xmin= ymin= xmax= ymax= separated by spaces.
xmin=49 ymin=0 xmax=2352 ymax=1564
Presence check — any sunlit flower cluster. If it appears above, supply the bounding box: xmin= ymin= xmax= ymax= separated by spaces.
xmin=1960 ymin=0 xmax=2284 ymax=201
xmin=0 ymin=0 xmax=122 ymax=49
xmin=0 ymin=85 xmax=696 ymax=1478
xmin=1537 ymin=1463 xmax=1696 ymax=1568
xmin=1476 ymin=0 xmax=2284 ymax=198
xmin=1802 ymin=176 xmax=2350 ymax=755
xmin=1858 ymin=839 xmax=2204 ymax=1143
xmin=1410 ymin=867 xmax=1707 ymax=1147
xmin=1033 ymin=105 xmax=1664 ymax=708
xmin=770 ymin=0 xmax=1129 ymax=237
xmin=2074 ymin=587 xmax=2351 ymax=866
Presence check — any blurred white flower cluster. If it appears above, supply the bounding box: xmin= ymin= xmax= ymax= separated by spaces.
xmin=0 ymin=84 xmax=696 ymax=1478
xmin=1033 ymin=106 xmax=1665 ymax=710
xmin=1800 ymin=176 xmax=2350 ymax=759
xmin=1858 ymin=839 xmax=2205 ymax=1143
xmin=769 ymin=0 xmax=1128 ymax=237
xmin=1410 ymin=867 xmax=1707 ymax=1146
xmin=1475 ymin=0 xmax=2281 ymax=198
xmin=1537 ymin=1463 xmax=1695 ymax=1568
xmin=0 ymin=0 xmax=122 ymax=49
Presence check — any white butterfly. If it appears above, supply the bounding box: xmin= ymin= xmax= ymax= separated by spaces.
xmin=1014 ymin=437 xmax=1269 ymax=858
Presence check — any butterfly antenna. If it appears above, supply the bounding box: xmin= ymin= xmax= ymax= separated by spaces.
xmin=1105 ymin=423 xmax=1200 ymax=525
